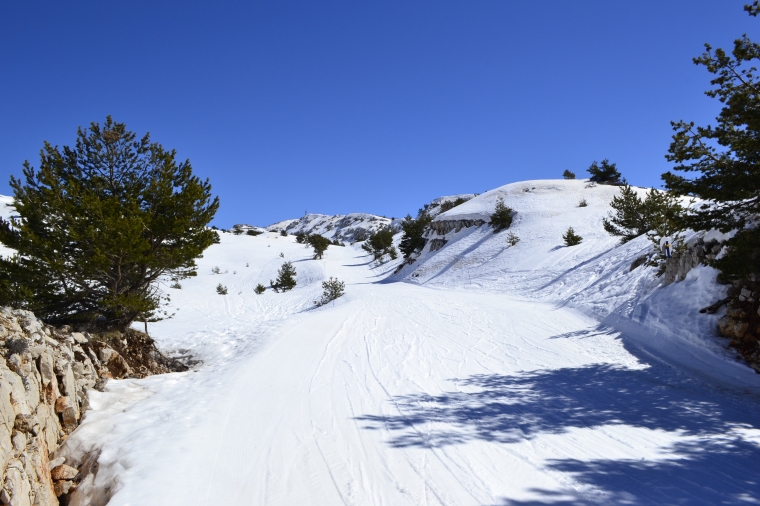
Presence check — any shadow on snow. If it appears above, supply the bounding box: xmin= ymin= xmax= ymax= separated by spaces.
xmin=355 ymin=335 xmax=760 ymax=505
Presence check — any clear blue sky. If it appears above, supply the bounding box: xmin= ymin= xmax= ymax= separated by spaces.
xmin=0 ymin=1 xmax=756 ymax=226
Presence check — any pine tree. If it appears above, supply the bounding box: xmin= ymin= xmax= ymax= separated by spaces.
xmin=308 ymin=234 xmax=331 ymax=259
xmin=315 ymin=277 xmax=345 ymax=307
xmin=488 ymin=197 xmax=514 ymax=233
xmin=399 ymin=213 xmax=432 ymax=258
xmin=663 ymin=4 xmax=760 ymax=282
xmin=588 ymin=159 xmax=623 ymax=185
xmin=216 ymin=284 xmax=228 ymax=295
xmin=563 ymin=169 xmax=576 ymax=179
xmin=270 ymin=261 xmax=297 ymax=292
xmin=563 ymin=227 xmax=583 ymax=246
xmin=0 ymin=117 xmax=219 ymax=329
xmin=254 ymin=284 xmax=266 ymax=294
xmin=362 ymin=226 xmax=397 ymax=261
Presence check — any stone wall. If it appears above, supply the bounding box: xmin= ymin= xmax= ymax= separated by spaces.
xmin=425 ymin=219 xmax=485 ymax=237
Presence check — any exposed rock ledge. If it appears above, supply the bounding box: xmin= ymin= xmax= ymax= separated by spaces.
xmin=425 ymin=219 xmax=486 ymax=237
xmin=0 ymin=308 xmax=186 ymax=505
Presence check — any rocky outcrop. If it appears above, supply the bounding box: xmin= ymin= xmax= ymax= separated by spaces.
xmin=428 ymin=238 xmax=448 ymax=252
xmin=0 ymin=308 xmax=186 ymax=505
xmin=716 ymin=284 xmax=760 ymax=374
xmin=662 ymin=238 xmax=722 ymax=285
xmin=425 ymin=219 xmax=485 ymax=237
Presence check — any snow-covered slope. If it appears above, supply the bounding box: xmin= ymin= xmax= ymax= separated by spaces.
xmin=18 ymin=181 xmax=760 ymax=505
xmin=268 ymin=212 xmax=394 ymax=242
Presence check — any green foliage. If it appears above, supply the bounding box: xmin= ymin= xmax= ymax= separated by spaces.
xmin=254 ymin=283 xmax=266 ymax=294
xmin=362 ymin=226 xmax=397 ymax=261
xmin=0 ymin=117 xmax=219 ymax=330
xmin=211 ymin=266 xmax=221 ymax=274
xmin=563 ymin=169 xmax=576 ymax=179
xmin=295 ymin=232 xmax=308 ymax=244
xmin=663 ymin=8 xmax=760 ymax=282
xmin=216 ymin=284 xmax=228 ymax=295
xmin=602 ymin=185 xmax=684 ymax=247
xmin=280 ymin=230 xmax=288 ymax=237
xmin=399 ymin=213 xmax=432 ymax=258
xmin=246 ymin=229 xmax=262 ymax=236
xmin=439 ymin=197 xmax=469 ymax=214
xmin=563 ymin=227 xmax=583 ymax=246
xmin=270 ymin=261 xmax=297 ymax=292
xmin=308 ymin=234 xmax=331 ymax=259
xmin=315 ymin=277 xmax=345 ymax=307
xmin=488 ymin=197 xmax=514 ymax=233
xmin=232 ymin=227 xmax=243 ymax=235
xmin=578 ymin=198 xmax=588 ymax=207
xmin=506 ymin=232 xmax=520 ymax=246
xmin=212 ymin=231 xmax=221 ymax=243
xmin=170 ymin=281 xmax=182 ymax=289
xmin=587 ymin=159 xmax=623 ymax=184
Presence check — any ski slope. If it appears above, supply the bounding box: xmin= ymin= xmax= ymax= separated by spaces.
xmin=58 ymin=183 xmax=760 ymax=505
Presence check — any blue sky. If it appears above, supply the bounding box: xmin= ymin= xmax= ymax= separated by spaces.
xmin=0 ymin=1 xmax=756 ymax=226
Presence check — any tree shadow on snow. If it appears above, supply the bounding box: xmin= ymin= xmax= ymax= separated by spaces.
xmin=355 ymin=340 xmax=760 ymax=504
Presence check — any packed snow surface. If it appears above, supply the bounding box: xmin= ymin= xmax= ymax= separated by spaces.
xmin=61 ymin=181 xmax=760 ymax=505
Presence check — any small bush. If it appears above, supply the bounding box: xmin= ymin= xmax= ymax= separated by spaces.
xmin=488 ymin=197 xmax=514 ymax=233
xmin=563 ymin=227 xmax=583 ymax=246
xmin=211 ymin=266 xmax=221 ymax=274
xmin=216 ymin=284 xmax=228 ymax=295
xmin=279 ymin=252 xmax=284 ymax=258
xmin=212 ymin=231 xmax=221 ymax=244
xmin=362 ymin=226 xmax=397 ymax=262
xmin=246 ymin=230 xmax=263 ymax=236
xmin=587 ymin=159 xmax=624 ymax=185
xmin=170 ymin=282 xmax=182 ymax=289
xmin=563 ymin=170 xmax=576 ymax=179
xmin=280 ymin=230 xmax=288 ymax=237
xmin=254 ymin=284 xmax=266 ymax=294
xmin=232 ymin=228 xmax=244 ymax=235
xmin=6 ymin=337 xmax=29 ymax=356
xmin=295 ymin=232 xmax=308 ymax=244
xmin=506 ymin=232 xmax=520 ymax=246
xmin=315 ymin=277 xmax=345 ymax=307
xmin=578 ymin=198 xmax=588 ymax=207
xmin=271 ymin=261 xmax=297 ymax=292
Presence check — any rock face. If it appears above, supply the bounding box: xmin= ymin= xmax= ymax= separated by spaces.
xmin=0 ymin=307 xmax=187 ymax=505
xmin=426 ymin=219 xmax=486 ymax=237
xmin=662 ymin=238 xmax=721 ymax=285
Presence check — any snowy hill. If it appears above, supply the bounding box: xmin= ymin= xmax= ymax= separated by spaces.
xmin=267 ymin=212 xmax=395 ymax=242
xmin=12 ymin=182 xmax=760 ymax=505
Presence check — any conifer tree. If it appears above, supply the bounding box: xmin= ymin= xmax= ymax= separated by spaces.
xmin=362 ymin=226 xmax=398 ymax=261
xmin=563 ymin=227 xmax=583 ymax=246
xmin=0 ymin=117 xmax=219 ymax=329
xmin=271 ymin=261 xmax=297 ymax=292
xmin=488 ymin=197 xmax=514 ymax=233
xmin=563 ymin=170 xmax=576 ymax=179
xmin=399 ymin=213 xmax=432 ymax=258
xmin=587 ymin=159 xmax=623 ymax=185
xmin=308 ymin=234 xmax=331 ymax=259
xmin=663 ymin=3 xmax=760 ymax=281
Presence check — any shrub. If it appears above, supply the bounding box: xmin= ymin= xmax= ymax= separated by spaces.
xmin=170 ymin=282 xmax=182 ymax=289
xmin=362 ymin=226 xmax=397 ymax=261
xmin=6 ymin=337 xmax=28 ymax=356
xmin=211 ymin=266 xmax=221 ymax=274
xmin=308 ymin=234 xmax=331 ymax=259
xmin=280 ymin=230 xmax=288 ymax=237
xmin=506 ymin=232 xmax=520 ymax=246
xmin=563 ymin=170 xmax=576 ymax=179
xmin=488 ymin=197 xmax=514 ymax=233
xmin=270 ymin=261 xmax=297 ymax=292
xmin=254 ymin=284 xmax=266 ymax=294
xmin=232 ymin=228 xmax=244 ymax=235
xmin=439 ymin=197 xmax=469 ymax=214
xmin=212 ymin=231 xmax=221 ymax=244
xmin=0 ymin=117 xmax=219 ymax=329
xmin=315 ymin=277 xmax=345 ymax=307
xmin=246 ymin=230 xmax=262 ymax=236
xmin=602 ymin=185 xmax=683 ymax=244
xmin=587 ymin=159 xmax=624 ymax=185
xmin=578 ymin=198 xmax=588 ymax=207
xmin=216 ymin=284 xmax=228 ymax=295
xmin=563 ymin=227 xmax=583 ymax=246
xmin=295 ymin=232 xmax=308 ymax=244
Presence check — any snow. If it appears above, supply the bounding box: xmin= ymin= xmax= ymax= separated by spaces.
xmin=267 ymin=212 xmax=394 ymax=242
xmin=37 ymin=181 xmax=760 ymax=504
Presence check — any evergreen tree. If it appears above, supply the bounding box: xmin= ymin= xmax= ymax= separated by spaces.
xmin=663 ymin=4 xmax=760 ymax=281
xmin=216 ymin=284 xmax=228 ymax=295
xmin=315 ymin=277 xmax=345 ymax=307
xmin=587 ymin=159 xmax=623 ymax=184
xmin=488 ymin=197 xmax=514 ymax=233
xmin=254 ymin=283 xmax=266 ymax=294
xmin=0 ymin=117 xmax=219 ymax=329
xmin=308 ymin=234 xmax=331 ymax=259
xmin=271 ymin=261 xmax=297 ymax=292
xmin=563 ymin=227 xmax=583 ymax=246
xmin=362 ymin=226 xmax=398 ymax=261
xmin=563 ymin=169 xmax=576 ymax=179
xmin=399 ymin=213 xmax=432 ymax=258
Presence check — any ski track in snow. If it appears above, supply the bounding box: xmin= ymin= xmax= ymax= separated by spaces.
xmin=62 ymin=182 xmax=760 ymax=505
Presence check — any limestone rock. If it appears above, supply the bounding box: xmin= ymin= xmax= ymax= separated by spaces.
xmin=53 ymin=480 xmax=75 ymax=497
xmin=50 ymin=464 xmax=78 ymax=481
